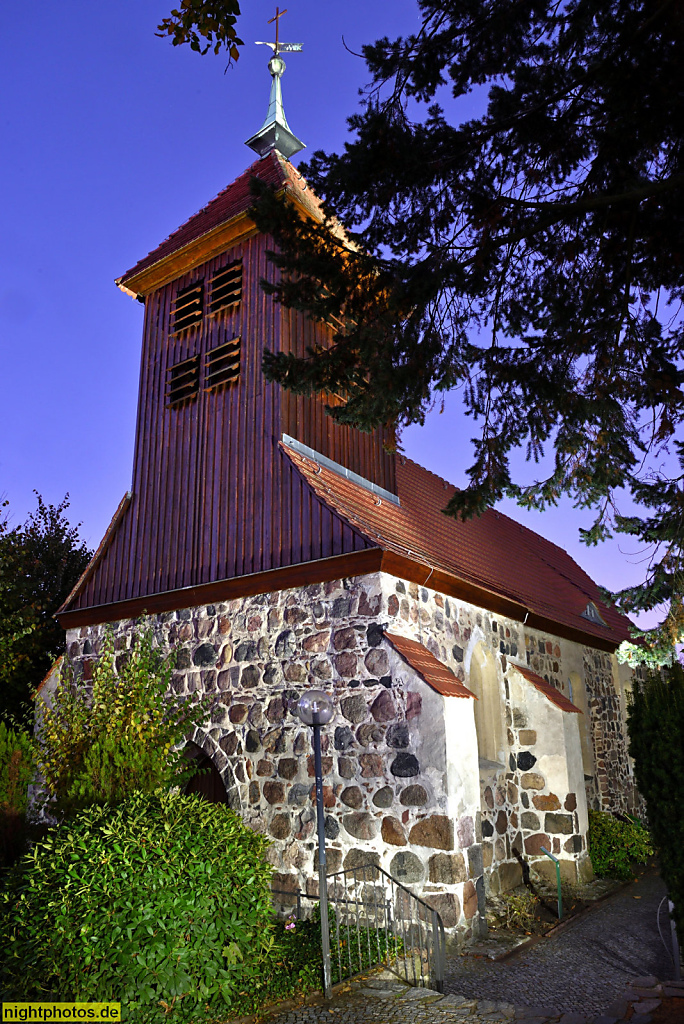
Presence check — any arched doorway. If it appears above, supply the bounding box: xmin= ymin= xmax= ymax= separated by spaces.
xmin=184 ymin=745 xmax=230 ymax=804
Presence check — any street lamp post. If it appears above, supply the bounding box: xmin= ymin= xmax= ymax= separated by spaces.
xmin=296 ymin=689 xmax=334 ymax=999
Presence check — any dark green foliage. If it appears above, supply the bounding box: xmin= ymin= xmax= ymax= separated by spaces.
xmin=249 ymin=0 xmax=684 ymax=659
xmin=0 ymin=792 xmax=398 ymax=1015
xmin=0 ymin=494 xmax=91 ymax=725
xmin=0 ymin=788 xmax=403 ymax=1015
xmin=157 ymin=1 xmax=242 ymax=60
xmin=0 ymin=792 xmax=275 ymax=1020
xmin=0 ymin=723 xmax=35 ymax=869
xmin=588 ymin=808 xmax=653 ymax=881
xmin=261 ymin=903 xmax=404 ymax=1001
xmin=627 ymin=664 xmax=684 ymax=938
xmin=0 ymin=722 xmax=33 ymax=818
xmin=325 ymin=902 xmax=403 ymax=983
xmin=35 ymin=629 xmax=211 ymax=815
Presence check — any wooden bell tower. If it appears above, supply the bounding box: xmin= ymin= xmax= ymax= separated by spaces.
xmin=58 ymin=47 xmax=395 ymax=627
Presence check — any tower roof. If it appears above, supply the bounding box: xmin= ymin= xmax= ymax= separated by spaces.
xmin=116 ymin=151 xmax=322 ymax=296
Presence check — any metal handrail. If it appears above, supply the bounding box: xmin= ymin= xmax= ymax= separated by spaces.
xmin=272 ymin=863 xmax=446 ymax=992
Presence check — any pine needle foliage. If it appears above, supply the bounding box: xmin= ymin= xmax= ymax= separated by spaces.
xmin=34 ymin=629 xmax=211 ymax=814
xmin=248 ymin=0 xmax=684 ymax=662
xmin=626 ymin=663 xmax=684 ymax=938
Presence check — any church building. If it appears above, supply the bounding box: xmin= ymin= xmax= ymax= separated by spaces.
xmin=55 ymin=38 xmax=639 ymax=944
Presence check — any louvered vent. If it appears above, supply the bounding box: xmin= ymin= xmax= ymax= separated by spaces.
xmin=166 ymin=355 xmax=200 ymax=406
xmin=209 ymin=260 xmax=242 ymax=314
xmin=172 ymin=281 xmax=204 ymax=333
xmin=205 ymin=338 xmax=240 ymax=391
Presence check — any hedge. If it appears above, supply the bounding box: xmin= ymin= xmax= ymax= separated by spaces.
xmin=627 ymin=664 xmax=684 ymax=941
xmin=1 ymin=791 xmax=275 ymax=1020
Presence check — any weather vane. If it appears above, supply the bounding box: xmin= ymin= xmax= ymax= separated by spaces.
xmin=245 ymin=5 xmax=305 ymax=159
xmin=255 ymin=6 xmax=303 ymax=57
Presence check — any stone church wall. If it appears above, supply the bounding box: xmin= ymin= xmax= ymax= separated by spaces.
xmin=582 ymin=649 xmax=633 ymax=814
xmin=65 ymin=569 xmax=635 ymax=944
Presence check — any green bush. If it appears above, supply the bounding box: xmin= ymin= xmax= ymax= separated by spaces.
xmin=0 ymin=791 xmax=275 ymax=1020
xmin=0 ymin=722 xmax=34 ymax=817
xmin=253 ymin=906 xmax=329 ymax=1004
xmin=35 ymin=629 xmax=210 ymax=813
xmin=627 ymin=663 xmax=684 ymax=940
xmin=261 ymin=902 xmax=403 ymax=1000
xmin=588 ymin=808 xmax=653 ymax=880
xmin=0 ymin=722 xmax=35 ymax=869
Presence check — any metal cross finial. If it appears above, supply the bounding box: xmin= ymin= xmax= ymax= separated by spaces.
xmin=255 ymin=5 xmax=302 ymax=57
xmin=268 ymin=7 xmax=287 ymax=54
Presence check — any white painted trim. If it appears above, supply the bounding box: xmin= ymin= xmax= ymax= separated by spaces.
xmin=464 ymin=626 xmax=487 ymax=675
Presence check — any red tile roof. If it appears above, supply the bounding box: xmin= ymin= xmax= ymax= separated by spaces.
xmin=282 ymin=443 xmax=634 ymax=648
xmin=117 ymin=151 xmax=325 ymax=286
xmin=513 ymin=665 xmax=582 ymax=713
xmin=386 ymin=633 xmax=476 ymax=698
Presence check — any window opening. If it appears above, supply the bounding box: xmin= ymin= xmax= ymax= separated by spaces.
xmin=205 ymin=338 xmax=240 ymax=391
xmin=166 ymin=355 xmax=199 ymax=406
xmin=172 ymin=281 xmax=204 ymax=334
xmin=209 ymin=260 xmax=242 ymax=314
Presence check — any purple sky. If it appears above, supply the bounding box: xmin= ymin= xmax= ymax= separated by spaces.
xmin=0 ymin=1 xmax=658 ymax=629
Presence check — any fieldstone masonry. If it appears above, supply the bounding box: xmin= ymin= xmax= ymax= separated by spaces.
xmin=66 ymin=570 xmax=638 ymax=946
xmin=583 ymin=650 xmax=633 ymax=812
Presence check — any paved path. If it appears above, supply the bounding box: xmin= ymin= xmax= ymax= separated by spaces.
xmin=443 ymin=869 xmax=674 ymax=1016
xmin=268 ymin=869 xmax=681 ymax=1024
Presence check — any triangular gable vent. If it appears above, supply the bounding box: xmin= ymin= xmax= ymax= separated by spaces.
xmin=581 ymin=601 xmax=607 ymax=626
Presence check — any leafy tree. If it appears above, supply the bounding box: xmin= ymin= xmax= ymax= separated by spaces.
xmin=156 ymin=0 xmax=242 ymax=60
xmin=34 ymin=628 xmax=211 ymax=814
xmin=0 ymin=495 xmax=91 ymax=725
xmin=243 ymin=0 xmax=684 ymax=661
xmin=627 ymin=664 xmax=684 ymax=941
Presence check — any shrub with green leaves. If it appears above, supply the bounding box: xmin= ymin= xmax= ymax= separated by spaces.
xmin=35 ymin=629 xmax=210 ymax=812
xmin=627 ymin=663 xmax=684 ymax=940
xmin=0 ymin=722 xmax=34 ymax=817
xmin=1 ymin=791 xmax=276 ymax=1020
xmin=0 ymin=722 xmax=35 ymax=868
xmin=262 ymin=902 xmax=404 ymax=999
xmin=588 ymin=808 xmax=653 ymax=881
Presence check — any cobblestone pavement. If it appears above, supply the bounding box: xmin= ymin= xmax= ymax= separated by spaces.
xmin=267 ymin=870 xmax=682 ymax=1024
xmin=443 ymin=869 xmax=675 ymax=1015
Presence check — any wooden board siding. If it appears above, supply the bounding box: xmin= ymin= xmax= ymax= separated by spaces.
xmin=280 ymin=304 xmax=396 ymax=495
xmin=68 ymin=230 xmax=389 ymax=613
